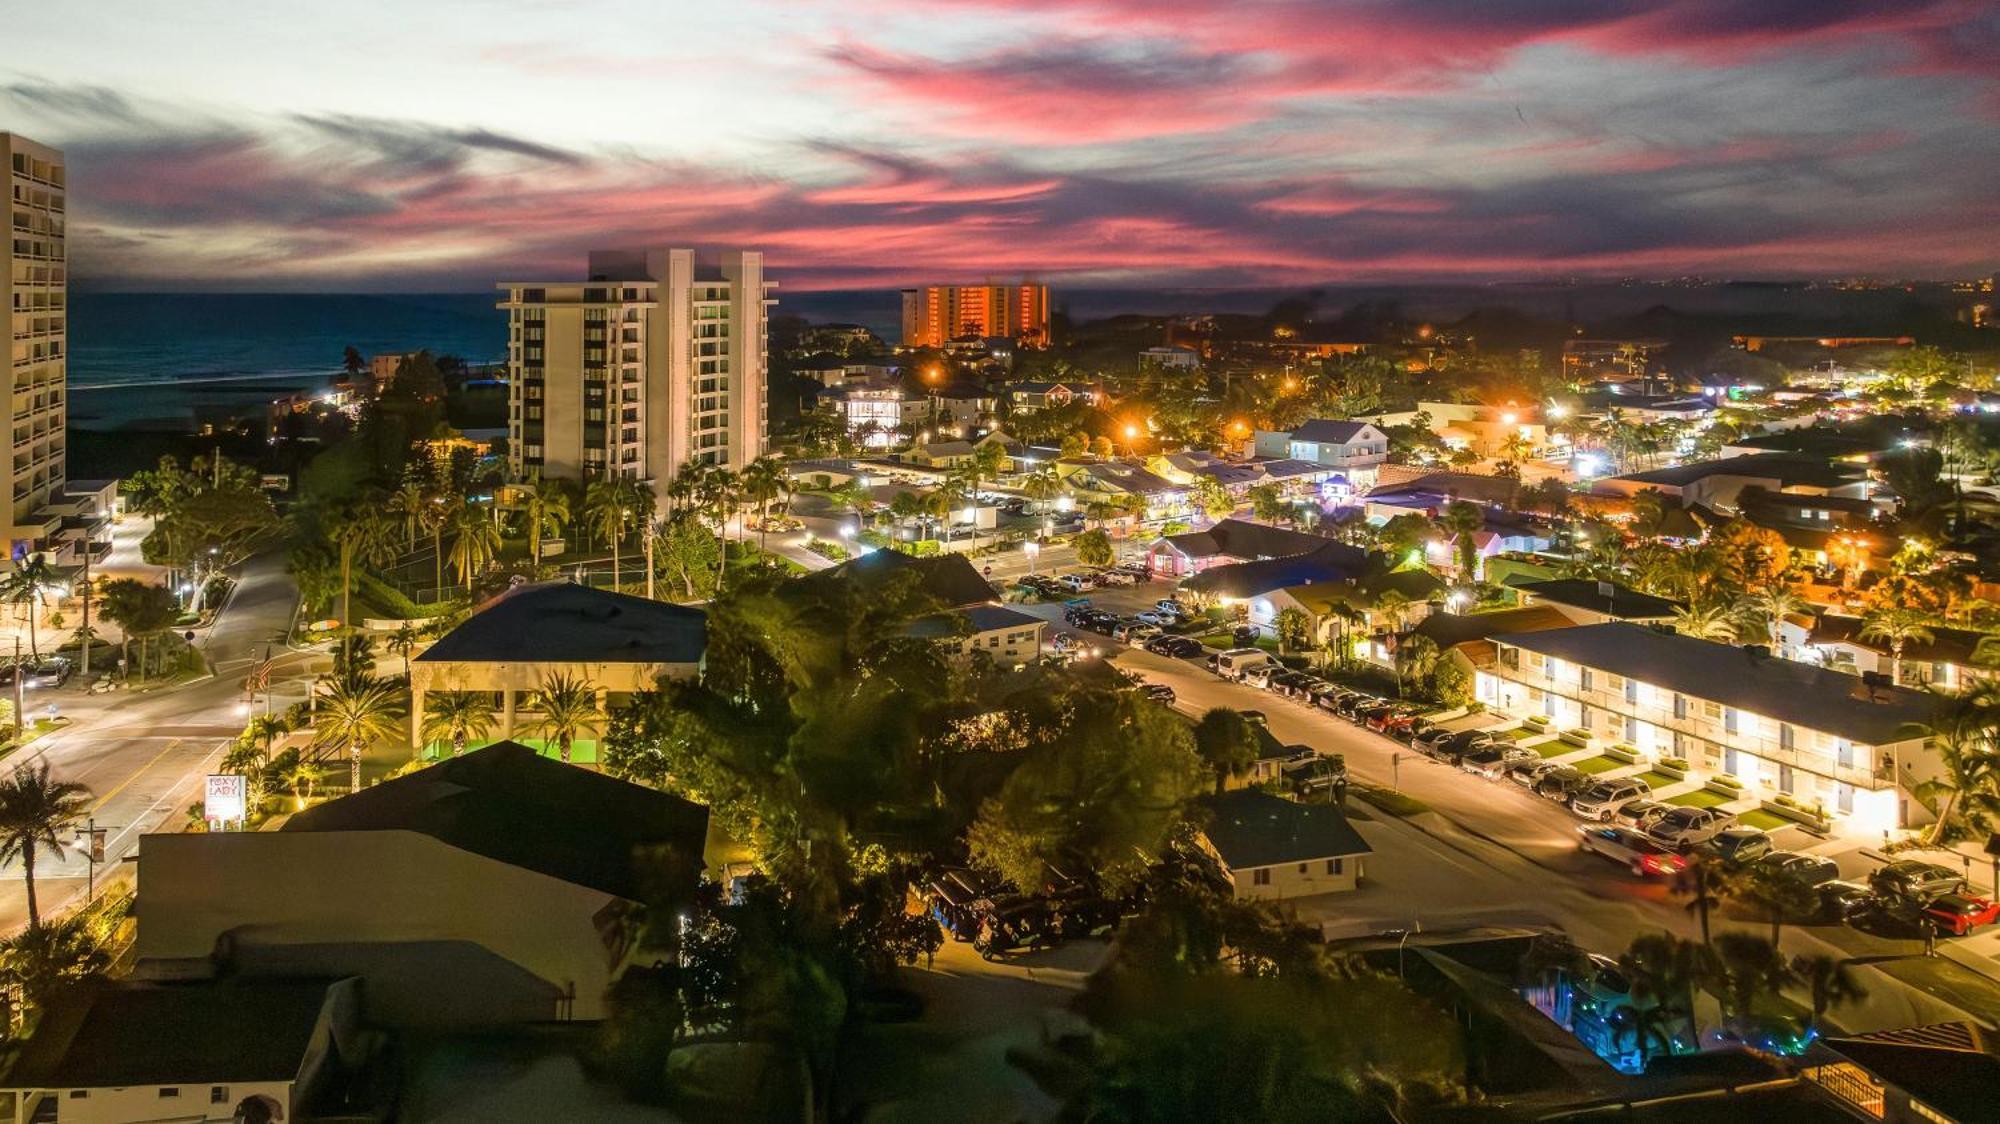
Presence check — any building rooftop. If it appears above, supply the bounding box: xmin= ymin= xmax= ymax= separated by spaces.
xmin=6 ymin=978 xmax=340 ymax=1088
xmin=1200 ymin=789 xmax=1371 ymax=869
xmin=1253 ymin=458 xmax=1341 ymax=480
xmin=1072 ymin=460 xmax=1181 ymax=495
xmin=1502 ymin=623 xmax=1937 ymax=744
xmin=284 ymin=741 xmax=708 ymax=900
xmin=1181 ymin=541 xmax=1374 ymax=600
xmin=416 ymin=582 xmax=706 ymax=666
xmin=1156 ymin=517 xmax=1332 ymax=562
xmin=1513 ymin=578 xmax=1684 ymax=620
xmin=1289 ymin=419 xmax=1376 ymax=443
xmin=1412 ymin=606 xmax=1577 ymax=649
xmin=1823 ymin=1027 xmax=2000 ymax=1124
xmin=1810 ymin=614 xmax=1999 ymax=668
xmin=1609 ymin=452 xmax=1863 ymax=491
xmin=801 ymin=548 xmax=996 ymax=609
xmin=906 ymin=603 xmax=1043 ymax=640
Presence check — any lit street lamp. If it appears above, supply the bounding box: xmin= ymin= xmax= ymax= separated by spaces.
xmin=1024 ymin=540 xmax=1040 ymax=575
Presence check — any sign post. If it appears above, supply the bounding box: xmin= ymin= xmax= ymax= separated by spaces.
xmin=205 ymin=774 xmax=248 ymax=833
xmin=74 ymin=818 xmax=107 ymax=899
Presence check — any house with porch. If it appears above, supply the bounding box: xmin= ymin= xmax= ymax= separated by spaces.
xmin=1478 ymin=623 xmax=1937 ymax=833
xmin=1247 ymin=420 xmax=1390 ymax=489
xmin=1148 ymin=517 xmax=1333 ymax=578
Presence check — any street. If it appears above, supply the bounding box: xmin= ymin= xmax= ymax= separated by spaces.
xmin=0 ymin=549 xmax=305 ymax=933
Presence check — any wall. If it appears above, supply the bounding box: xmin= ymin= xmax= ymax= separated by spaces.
xmin=138 ymin=831 xmax=623 ymax=1026
xmin=1230 ymin=855 xmax=1361 ymax=901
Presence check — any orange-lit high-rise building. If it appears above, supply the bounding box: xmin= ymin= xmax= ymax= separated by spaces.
xmin=900 ymin=282 xmax=1050 ymax=348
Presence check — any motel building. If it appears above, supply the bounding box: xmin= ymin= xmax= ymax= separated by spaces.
xmin=1474 ymin=623 xmax=1939 ymax=836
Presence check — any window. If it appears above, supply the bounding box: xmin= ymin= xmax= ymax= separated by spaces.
xmin=210 ymin=1087 xmax=229 ymax=1104
xmin=1252 ymin=868 xmax=1271 ymax=886
xmin=1326 ymin=858 xmax=1343 ymax=875
xmin=1297 ymin=862 xmax=1308 ymax=874
xmin=68 ymin=1090 xmax=87 ymax=1099
xmin=159 ymin=1088 xmax=180 ymax=1098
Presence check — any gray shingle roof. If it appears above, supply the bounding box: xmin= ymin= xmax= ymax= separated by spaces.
xmin=6 ymin=978 xmax=339 ymax=1088
xmin=1180 ymin=541 xmax=1373 ymax=600
xmin=1200 ymin=790 xmax=1371 ymax=869
xmin=1610 ymin=452 xmax=1862 ymax=491
xmin=1501 ymin=623 xmax=1937 ymax=745
xmin=1156 ymin=517 xmax=1331 ymax=562
xmin=1289 ymin=419 xmax=1374 ymax=443
xmin=417 ymin=582 xmax=706 ymax=665
xmin=284 ymin=742 xmax=709 ymax=900
xmin=1514 ymin=579 xmax=1684 ymax=620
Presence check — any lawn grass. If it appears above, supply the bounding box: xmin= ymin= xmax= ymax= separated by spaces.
xmin=1635 ymin=771 xmax=1683 ymax=790
xmin=1497 ymin=726 xmax=1539 ymax=741
xmin=1352 ymin=783 xmax=1429 ymax=817
xmin=1533 ymin=739 xmax=1571 ymax=759
xmin=1738 ymin=809 xmax=1791 ymax=832
xmin=1571 ymin=755 xmax=1621 ymax=775
xmin=1666 ymin=788 xmax=1731 ymax=808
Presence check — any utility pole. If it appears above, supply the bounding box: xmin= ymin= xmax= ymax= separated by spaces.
xmin=11 ymin=637 xmax=20 ymax=739
xmin=644 ymin=521 xmax=656 ymax=601
xmin=78 ymin=538 xmax=92 ymax=677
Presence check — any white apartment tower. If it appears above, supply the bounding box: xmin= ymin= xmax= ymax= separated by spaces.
xmin=497 ymin=249 xmax=773 ymax=491
xmin=1 ymin=133 xmax=66 ymax=555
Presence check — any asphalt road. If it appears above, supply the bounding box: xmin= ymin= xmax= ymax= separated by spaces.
xmin=0 ymin=549 xmax=305 ymax=931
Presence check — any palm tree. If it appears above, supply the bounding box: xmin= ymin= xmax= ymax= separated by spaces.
xmin=3 ymin=554 xmax=59 ymax=661
xmin=738 ymin=456 xmax=787 ymax=554
xmin=0 ymin=762 xmax=92 ymax=927
xmin=0 ymin=913 xmax=110 ymax=1015
xmin=1861 ymin=607 xmax=1936 ymax=686
xmin=421 ymin=493 xmax=457 ymax=596
xmin=422 ymin=691 xmax=495 ymax=757
xmin=334 ymin=502 xmax=397 ymax=658
xmin=389 ymin=477 xmax=430 ymax=548
xmin=1708 ymin=932 xmax=1795 ymax=1030
xmin=220 ymin=739 xmax=270 ymax=814
xmin=1617 ymin=931 xmax=1706 ymax=1064
xmin=448 ymin=504 xmax=501 ymax=594
xmin=1672 ymin=599 xmax=1735 ymax=641
xmin=1394 ymin=634 xmax=1440 ymax=699
xmin=513 ymin=474 xmax=573 ymax=560
xmin=585 ymin=478 xmax=639 ymax=589
xmin=528 ymin=672 xmax=597 ymax=764
xmin=1905 ymin=691 xmax=2000 ymax=846
xmin=312 ymin=671 xmax=406 ymax=793
xmin=387 ymin=622 xmax=422 ymax=687
xmin=1020 ymin=465 xmax=1065 ymax=515
xmin=1735 ymin=584 xmax=1807 ymax=651
xmin=1790 ymin=953 xmax=1866 ymax=1037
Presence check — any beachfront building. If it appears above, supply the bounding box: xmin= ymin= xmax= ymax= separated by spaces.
xmin=1477 ymin=623 xmax=1936 ymax=833
xmin=2 ymin=133 xmax=66 ymax=559
xmin=900 ymin=282 xmax=1050 ymax=347
xmin=497 ymin=248 xmax=774 ymax=492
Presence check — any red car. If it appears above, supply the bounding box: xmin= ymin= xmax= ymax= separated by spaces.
xmin=1922 ymin=894 xmax=2000 ymax=937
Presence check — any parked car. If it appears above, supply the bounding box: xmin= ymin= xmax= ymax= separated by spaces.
xmin=1114 ymin=623 xmax=1160 ymax=644
xmin=0 ymin=658 xmax=71 ymax=689
xmin=1094 ymin=569 xmax=1137 ymax=587
xmin=1612 ymin=800 xmax=1674 ymax=831
xmin=1155 ymin=599 xmax=1189 ymax=617
xmin=1462 ymin=744 xmax=1537 ymax=780
xmin=1569 ymin=778 xmax=1655 ymax=822
xmin=1646 ymin=807 xmax=1734 ymax=850
xmin=1922 ymin=894 xmax=2000 ymax=937
xmin=1355 ymin=704 xmax=1400 ymax=729
xmin=1145 ymin=636 xmax=1201 ymax=658
xmin=1135 ymin=610 xmax=1178 ymax=627
xmin=1817 ymin=880 xmax=1878 ymax=923
xmin=1062 ymin=602 xmax=1094 ymax=624
xmin=1057 ymin=573 xmax=1098 ymax=593
xmin=1334 ymin=694 xmax=1379 ymax=721
xmin=1141 ymin=684 xmax=1176 ymax=705
xmin=1399 ymin=717 xmax=1438 ymax=744
xmin=1508 ymin=758 xmax=1561 ymax=788
xmin=1695 ymin=827 xmax=1774 ymax=865
xmin=1576 ymin=824 xmax=1688 ymax=878
xmin=1242 ymin=664 xmax=1282 ymax=690
xmin=1114 ymin=562 xmax=1151 ymax=579
xmin=1365 ymin=705 xmax=1417 ymax=734
xmin=1869 ymin=860 xmax=1969 ymax=904
xmin=1411 ymin=725 xmax=1457 ymax=753
xmin=1270 ymin=670 xmax=1317 ymax=697
xmin=1533 ymin=765 xmax=1590 ymax=802
xmin=1755 ymin=852 xmax=1841 ymax=891
xmin=1231 ymin=626 xmax=1260 ymax=647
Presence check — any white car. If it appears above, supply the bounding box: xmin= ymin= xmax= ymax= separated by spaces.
xmin=1241 ymin=664 xmax=1281 ymax=690
xmin=1577 ymin=825 xmax=1688 ymax=878
xmin=1569 ymin=778 xmax=1654 ymax=822
xmin=1135 ymin=610 xmax=1178 ymax=627
xmin=1646 ymin=807 xmax=1734 ymax=850
xmin=1094 ymin=569 xmax=1137 ymax=587
xmin=1115 ymin=623 xmax=1161 ymax=644
xmin=1154 ymin=599 xmax=1189 ymax=617
xmin=1057 ymin=573 xmax=1098 ymax=593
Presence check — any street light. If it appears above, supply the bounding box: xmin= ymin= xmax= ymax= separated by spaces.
xmin=1024 ymin=540 xmax=1040 ymax=575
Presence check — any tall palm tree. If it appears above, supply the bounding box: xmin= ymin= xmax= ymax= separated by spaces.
xmin=389 ymin=477 xmax=430 ymax=548
xmin=1708 ymin=933 xmax=1795 ymax=1032
xmin=584 ymin=478 xmax=636 ymax=588
xmin=334 ymin=502 xmax=397 ymax=658
xmin=387 ymin=622 xmax=422 ymax=687
xmin=312 ymin=671 xmax=406 ymax=793
xmin=1617 ymin=931 xmax=1705 ymax=1064
xmin=220 ymin=738 xmax=270 ymax=814
xmin=421 ymin=493 xmax=458 ymax=597
xmin=422 ymin=691 xmax=496 ymax=757
xmin=0 ymin=762 xmax=92 ymax=927
xmin=1790 ymin=953 xmax=1866 ymax=1037
xmin=1861 ymin=607 xmax=1936 ymax=685
xmin=448 ymin=505 xmax=501 ymax=594
xmin=278 ymin=755 xmax=322 ymax=811
xmin=1905 ymin=690 xmax=2000 ymax=846
xmin=738 ymin=456 xmax=787 ymax=553
xmin=3 ymin=554 xmax=59 ymax=661
xmin=1672 ymin=599 xmax=1735 ymax=641
xmin=528 ymin=672 xmax=598 ymax=764
xmin=1020 ymin=465 xmax=1065 ymax=515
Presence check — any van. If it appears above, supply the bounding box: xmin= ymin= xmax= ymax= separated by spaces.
xmin=1215 ymin=648 xmax=1271 ymax=680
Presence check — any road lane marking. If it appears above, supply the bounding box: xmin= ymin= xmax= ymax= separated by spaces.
xmin=91 ymin=738 xmax=182 ymax=812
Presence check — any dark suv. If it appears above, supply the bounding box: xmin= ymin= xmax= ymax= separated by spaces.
xmin=1869 ymin=860 xmax=1968 ymax=904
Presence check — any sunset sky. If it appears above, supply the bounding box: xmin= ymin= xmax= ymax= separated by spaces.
xmin=6 ymin=0 xmax=1997 ymax=290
